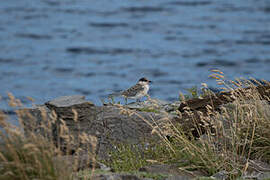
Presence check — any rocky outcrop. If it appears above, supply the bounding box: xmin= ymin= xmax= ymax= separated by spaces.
xmin=179 ymin=85 xmax=270 ymax=113
xmin=17 ymin=85 xmax=270 ymax=180
xmin=92 ymin=174 xmax=144 ymax=180
xmin=177 ymin=85 xmax=270 ymax=138
xmin=20 ymin=85 xmax=270 ymax=156
xmin=20 ymin=95 xmax=175 ymax=160
xmin=139 ymin=164 xmax=205 ymax=178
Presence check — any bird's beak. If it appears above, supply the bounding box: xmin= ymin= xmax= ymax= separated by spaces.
xmin=148 ymin=80 xmax=152 ymax=83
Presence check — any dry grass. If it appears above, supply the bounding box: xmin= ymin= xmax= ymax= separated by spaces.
xmin=0 ymin=94 xmax=97 ymax=180
xmin=163 ymin=72 xmax=270 ymax=177
xmin=106 ymin=72 xmax=270 ymax=179
xmin=1 ymin=72 xmax=270 ymax=179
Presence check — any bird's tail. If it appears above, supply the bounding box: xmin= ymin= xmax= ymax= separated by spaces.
xmin=108 ymin=91 xmax=122 ymax=98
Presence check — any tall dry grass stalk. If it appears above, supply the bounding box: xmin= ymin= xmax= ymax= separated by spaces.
xmin=108 ymin=72 xmax=270 ymax=178
xmin=0 ymin=93 xmax=97 ymax=180
xmin=161 ymin=72 xmax=270 ymax=176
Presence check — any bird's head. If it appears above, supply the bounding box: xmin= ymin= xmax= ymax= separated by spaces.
xmin=138 ymin=77 xmax=152 ymax=85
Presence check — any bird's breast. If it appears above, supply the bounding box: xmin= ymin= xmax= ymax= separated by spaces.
xmin=143 ymin=84 xmax=150 ymax=94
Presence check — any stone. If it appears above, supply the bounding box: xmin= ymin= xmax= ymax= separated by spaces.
xmin=257 ymin=172 xmax=270 ymax=180
xmin=21 ymin=96 xmax=175 ymax=160
xmin=17 ymin=105 xmax=53 ymax=138
xmin=45 ymin=95 xmax=91 ymax=107
xmin=53 ymin=154 xmax=99 ymax=171
xmin=165 ymin=175 xmax=192 ymax=180
xmin=248 ymin=159 xmax=270 ymax=172
xmin=242 ymin=171 xmax=270 ymax=180
xmin=179 ymin=85 xmax=270 ymax=113
xmin=98 ymin=162 xmax=111 ymax=172
xmin=139 ymin=164 xmax=198 ymax=179
xmin=177 ymin=85 xmax=270 ymax=138
xmin=125 ymin=98 xmax=170 ymax=112
xmin=211 ymin=170 xmax=228 ymax=180
xmin=92 ymin=173 xmax=150 ymax=180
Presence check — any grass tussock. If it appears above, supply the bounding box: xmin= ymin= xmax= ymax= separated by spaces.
xmin=0 ymin=128 xmax=71 ymax=180
xmin=0 ymin=94 xmax=97 ymax=180
xmin=106 ymin=71 xmax=270 ymax=179
xmin=1 ymin=71 xmax=270 ymax=179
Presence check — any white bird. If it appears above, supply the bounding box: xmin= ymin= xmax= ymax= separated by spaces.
xmin=109 ymin=77 xmax=152 ymax=103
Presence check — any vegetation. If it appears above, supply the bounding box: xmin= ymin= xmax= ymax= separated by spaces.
xmin=77 ymin=169 xmax=169 ymax=180
xmin=105 ymin=70 xmax=270 ymax=179
xmin=0 ymin=94 xmax=97 ymax=180
xmin=0 ymin=70 xmax=270 ymax=179
xmin=0 ymin=128 xmax=71 ymax=180
xmin=138 ymin=107 xmax=160 ymax=113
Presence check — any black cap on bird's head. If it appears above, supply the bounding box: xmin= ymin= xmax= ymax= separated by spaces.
xmin=138 ymin=77 xmax=152 ymax=83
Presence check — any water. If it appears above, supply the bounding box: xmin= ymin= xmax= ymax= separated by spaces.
xmin=1 ymin=0 xmax=270 ymax=111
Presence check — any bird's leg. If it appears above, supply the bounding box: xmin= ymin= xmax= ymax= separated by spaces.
xmin=125 ymin=97 xmax=128 ymax=105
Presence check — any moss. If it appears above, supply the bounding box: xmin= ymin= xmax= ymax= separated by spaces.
xmin=77 ymin=170 xmax=169 ymax=180
xmin=104 ymin=143 xmax=149 ymax=171
xmin=129 ymin=171 xmax=169 ymax=180
xmin=138 ymin=107 xmax=160 ymax=113
xmin=194 ymin=177 xmax=215 ymax=180
xmin=76 ymin=169 xmax=109 ymax=179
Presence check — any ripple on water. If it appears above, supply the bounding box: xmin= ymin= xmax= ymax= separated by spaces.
xmin=66 ymin=47 xmax=134 ymax=55
xmin=74 ymin=72 xmax=96 ymax=77
xmin=245 ymin=58 xmax=260 ymax=64
xmin=261 ymin=6 xmax=270 ymax=13
xmin=102 ymin=72 xmax=127 ymax=78
xmin=150 ymin=69 xmax=169 ymax=78
xmin=15 ymin=33 xmax=52 ymax=40
xmin=165 ymin=1 xmax=211 ymax=6
xmin=159 ymin=79 xmax=182 ymax=85
xmin=235 ymin=40 xmax=270 ymax=45
xmin=196 ymin=60 xmax=238 ymax=67
xmin=265 ymin=59 xmax=270 ymax=63
xmin=0 ymin=58 xmax=18 ymax=64
xmin=89 ymin=22 xmax=129 ymax=28
xmin=42 ymin=0 xmax=61 ymax=6
xmin=74 ymin=88 xmax=91 ymax=96
xmin=53 ymin=67 xmax=74 ymax=73
xmin=121 ymin=6 xmax=168 ymax=13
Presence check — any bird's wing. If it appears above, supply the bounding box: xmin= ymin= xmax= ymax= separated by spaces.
xmin=108 ymin=91 xmax=122 ymax=98
xmin=122 ymin=84 xmax=144 ymax=97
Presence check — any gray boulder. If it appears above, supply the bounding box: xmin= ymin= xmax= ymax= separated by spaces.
xmin=20 ymin=95 xmax=174 ymax=160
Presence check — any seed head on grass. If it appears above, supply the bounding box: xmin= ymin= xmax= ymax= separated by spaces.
xmin=106 ymin=75 xmax=270 ymax=179
xmin=0 ymin=94 xmax=98 ymax=180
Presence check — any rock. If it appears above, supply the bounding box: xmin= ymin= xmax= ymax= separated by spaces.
xmin=98 ymin=162 xmax=111 ymax=172
xmin=242 ymin=171 xmax=270 ymax=180
xmin=174 ymin=110 xmax=216 ymax=139
xmin=139 ymin=164 xmax=193 ymax=178
xmin=45 ymin=95 xmax=93 ymax=107
xmin=93 ymin=173 xmax=151 ymax=180
xmin=165 ymin=175 xmax=191 ymax=180
xmin=17 ymin=105 xmax=53 ymax=138
xmin=257 ymin=172 xmax=270 ymax=180
xmin=179 ymin=85 xmax=270 ymax=113
xmin=139 ymin=164 xmax=205 ymax=179
xmin=53 ymin=154 xmax=99 ymax=171
xmin=125 ymin=98 xmax=170 ymax=112
xmin=21 ymin=96 xmax=175 ymax=160
xmin=45 ymin=95 xmax=95 ymax=122
xmin=176 ymin=85 xmax=270 ymax=138
xmin=248 ymin=159 xmax=270 ymax=172
xmin=178 ymin=91 xmax=234 ymax=113
xmin=211 ymin=170 xmax=228 ymax=180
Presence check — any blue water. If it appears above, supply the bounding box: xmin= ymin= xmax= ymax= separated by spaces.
xmin=0 ymin=0 xmax=270 ymax=111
